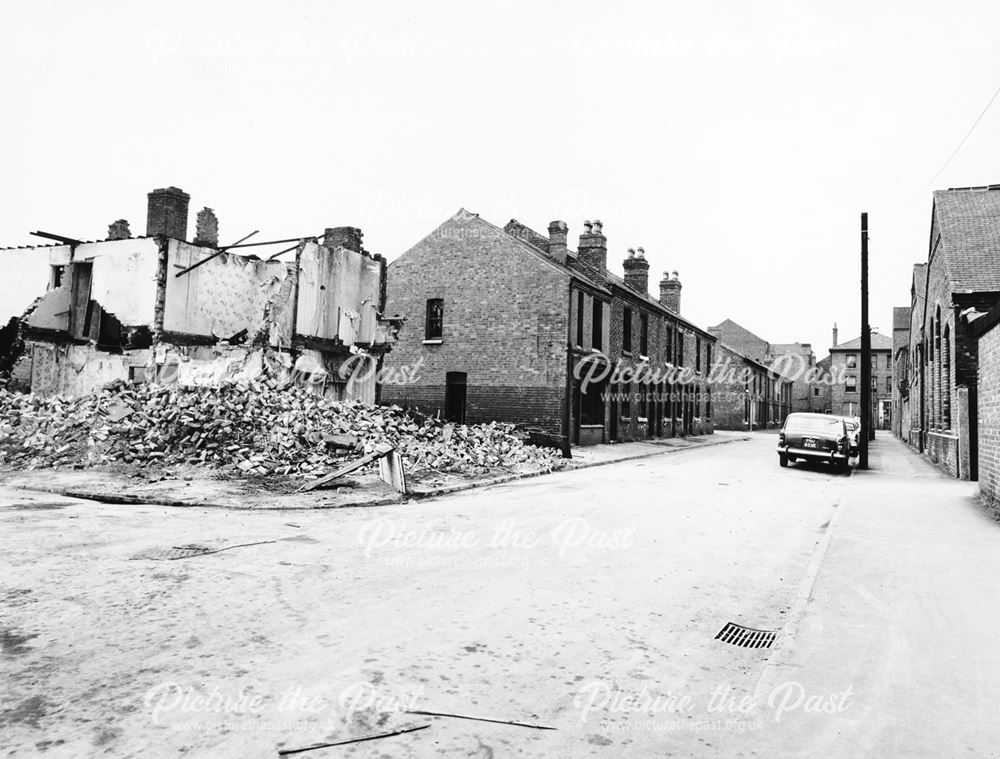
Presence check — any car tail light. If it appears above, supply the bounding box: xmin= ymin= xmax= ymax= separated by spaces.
xmin=779 ymin=432 xmax=786 ymax=445
xmin=838 ymin=436 xmax=848 ymax=453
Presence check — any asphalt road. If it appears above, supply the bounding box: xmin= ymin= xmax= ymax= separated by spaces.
xmin=2 ymin=432 xmax=995 ymax=758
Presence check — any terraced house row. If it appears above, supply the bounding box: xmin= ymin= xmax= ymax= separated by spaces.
xmin=381 ymin=209 xmax=784 ymax=446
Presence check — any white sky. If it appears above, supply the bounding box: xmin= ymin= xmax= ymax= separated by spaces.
xmin=2 ymin=0 xmax=998 ymax=355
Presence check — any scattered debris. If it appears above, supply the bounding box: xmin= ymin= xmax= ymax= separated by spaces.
xmin=0 ymin=381 xmax=563 ymax=483
xmin=277 ymin=724 xmax=431 ymax=755
xmin=404 ymin=709 xmax=557 ymax=730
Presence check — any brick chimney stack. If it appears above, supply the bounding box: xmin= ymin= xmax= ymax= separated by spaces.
xmin=547 ymin=220 xmax=569 ymax=265
xmin=623 ymin=245 xmax=650 ymax=294
xmin=578 ymin=218 xmax=607 ymax=271
xmin=832 ymin=322 xmax=839 ymax=347
xmin=194 ymin=208 xmax=219 ymax=247
xmin=324 ymin=226 xmax=364 ymax=252
xmin=659 ymin=270 xmax=681 ymax=314
xmin=146 ymin=186 xmax=190 ymax=240
xmin=107 ymin=219 xmax=131 ymax=240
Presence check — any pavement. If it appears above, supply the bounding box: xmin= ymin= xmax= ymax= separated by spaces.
xmin=0 ymin=431 xmax=749 ymax=509
xmin=2 ymin=431 xmax=997 ymax=757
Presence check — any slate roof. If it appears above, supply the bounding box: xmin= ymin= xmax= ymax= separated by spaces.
xmin=503 ymin=218 xmax=714 ymax=336
xmin=445 ymin=212 xmax=610 ymax=296
xmin=707 ymin=318 xmax=770 ymax=360
xmin=831 ymin=332 xmax=893 ymax=351
xmin=933 ymin=187 xmax=1000 ymax=292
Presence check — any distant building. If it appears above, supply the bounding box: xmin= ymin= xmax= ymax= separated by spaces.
xmin=707 ymin=318 xmax=816 ymax=414
xmin=710 ymin=342 xmax=792 ymax=430
xmin=827 ymin=328 xmax=894 ymax=426
xmin=891 ymin=306 xmax=911 ymax=440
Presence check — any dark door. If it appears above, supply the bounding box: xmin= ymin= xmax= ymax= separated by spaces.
xmin=445 ymin=372 xmax=467 ymax=424
xmin=608 ymin=382 xmax=618 ymax=442
xmin=970 ymin=383 xmax=979 ymax=480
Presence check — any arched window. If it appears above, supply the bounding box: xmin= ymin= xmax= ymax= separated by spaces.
xmin=943 ymin=323 xmax=951 ymax=429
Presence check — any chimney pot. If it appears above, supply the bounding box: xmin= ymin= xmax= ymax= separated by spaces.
xmin=324 ymin=226 xmax=364 ymax=252
xmin=146 ymin=186 xmax=191 ymax=240
xmin=107 ymin=219 xmax=131 ymax=240
xmin=637 ymin=247 xmax=645 ymax=259
xmin=578 ymin=218 xmax=607 ymax=271
xmin=623 ymin=242 xmax=650 ymax=294
xmin=547 ymin=220 xmax=569 ymax=264
xmin=592 ymin=219 xmax=603 ymax=234
xmin=194 ymin=207 xmax=219 ymax=247
xmin=659 ymin=270 xmax=682 ymax=314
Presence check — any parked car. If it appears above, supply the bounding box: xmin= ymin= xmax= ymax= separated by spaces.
xmin=841 ymin=417 xmax=860 ymax=455
xmin=777 ymin=413 xmax=851 ymax=473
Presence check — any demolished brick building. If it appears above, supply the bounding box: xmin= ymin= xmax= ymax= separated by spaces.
xmin=0 ymin=187 xmax=399 ymax=401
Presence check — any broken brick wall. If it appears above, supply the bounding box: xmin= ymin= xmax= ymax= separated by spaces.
xmin=295 ymin=242 xmax=383 ymax=346
xmin=28 ymin=343 xmax=151 ymax=397
xmin=0 ymin=247 xmax=65 ymax=325
xmin=162 ymin=240 xmax=294 ymax=345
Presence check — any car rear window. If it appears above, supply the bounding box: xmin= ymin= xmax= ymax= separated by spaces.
xmin=784 ymin=416 xmax=843 ymax=433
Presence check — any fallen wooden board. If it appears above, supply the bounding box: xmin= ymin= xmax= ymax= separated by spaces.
xmin=378 ymin=450 xmax=408 ymax=493
xmin=296 ymin=445 xmax=394 ymax=493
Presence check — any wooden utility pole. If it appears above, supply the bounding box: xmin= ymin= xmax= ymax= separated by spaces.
xmin=859 ymin=212 xmax=872 ymax=468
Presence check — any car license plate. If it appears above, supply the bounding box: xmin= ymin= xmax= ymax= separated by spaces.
xmin=803 ymin=438 xmax=818 ymax=448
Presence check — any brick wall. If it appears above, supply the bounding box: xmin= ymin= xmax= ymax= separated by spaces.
xmin=710 ymin=343 xmax=751 ymax=430
xmin=380 ymin=211 xmax=569 ymax=432
xmin=979 ymin=322 xmax=1000 ymax=505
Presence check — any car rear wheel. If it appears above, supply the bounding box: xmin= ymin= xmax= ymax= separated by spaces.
xmin=779 ymin=454 xmax=788 ymax=468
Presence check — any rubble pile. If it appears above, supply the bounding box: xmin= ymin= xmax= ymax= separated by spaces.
xmin=0 ymin=381 xmax=563 ymax=479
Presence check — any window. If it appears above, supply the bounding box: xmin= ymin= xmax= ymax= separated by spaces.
xmin=847 ymin=354 xmax=857 ymax=368
xmin=576 ymin=291 xmax=584 ymax=346
xmin=622 ymin=307 xmax=632 ymax=353
xmin=706 ymin=343 xmax=713 ymax=373
xmin=846 ymin=375 xmax=857 ymax=393
xmin=886 ymin=376 xmax=892 ymax=392
xmin=677 ymin=331 xmax=684 ymax=366
xmin=639 ymin=313 xmax=648 ymax=356
xmin=50 ymin=265 xmax=65 ymax=290
xmin=592 ymin=299 xmax=603 ymax=351
xmin=666 ymin=326 xmax=673 ymax=363
xmin=425 ymin=298 xmax=443 ymax=340
xmin=705 ymin=387 xmax=712 ymax=419
xmin=696 ymin=337 xmax=702 ymax=372
xmin=943 ymin=324 xmax=951 ymax=428
xmin=814 ymin=387 xmax=821 ymax=397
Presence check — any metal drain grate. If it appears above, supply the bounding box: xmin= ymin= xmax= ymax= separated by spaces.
xmin=133 ymin=544 xmax=214 ymax=561
xmin=715 ymin=622 xmax=778 ymax=649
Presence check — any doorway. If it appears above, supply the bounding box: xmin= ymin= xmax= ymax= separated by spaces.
xmin=445 ymin=372 xmax=467 ymax=424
